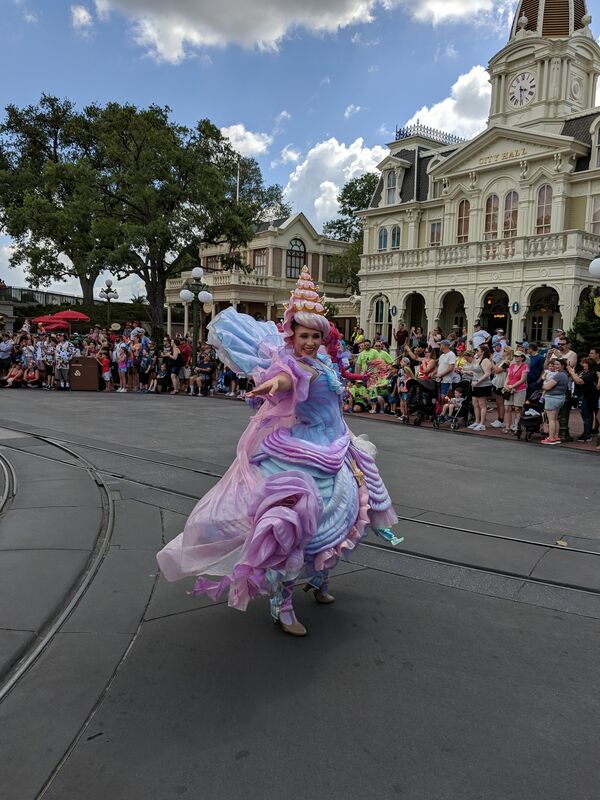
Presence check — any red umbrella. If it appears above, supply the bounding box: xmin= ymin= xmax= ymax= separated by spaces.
xmin=43 ymin=321 xmax=70 ymax=331
xmin=51 ymin=310 xmax=91 ymax=322
xmin=32 ymin=314 xmax=58 ymax=324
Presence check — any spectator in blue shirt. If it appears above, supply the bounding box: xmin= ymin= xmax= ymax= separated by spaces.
xmin=526 ymin=343 xmax=545 ymax=395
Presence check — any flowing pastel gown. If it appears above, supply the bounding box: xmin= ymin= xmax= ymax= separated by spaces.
xmin=157 ymin=308 xmax=399 ymax=613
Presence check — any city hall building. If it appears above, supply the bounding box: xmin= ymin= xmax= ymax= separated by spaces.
xmin=358 ymin=0 xmax=600 ymax=344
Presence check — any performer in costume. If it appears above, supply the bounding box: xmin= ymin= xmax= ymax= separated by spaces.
xmin=157 ymin=266 xmax=402 ymax=636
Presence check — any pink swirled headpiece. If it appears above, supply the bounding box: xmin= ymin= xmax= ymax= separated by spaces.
xmin=282 ymin=265 xmax=330 ymax=342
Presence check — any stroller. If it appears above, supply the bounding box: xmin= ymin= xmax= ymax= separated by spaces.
xmin=432 ymin=380 xmax=473 ymax=431
xmin=405 ymin=377 xmax=437 ymax=425
xmin=516 ymin=389 xmax=545 ymax=442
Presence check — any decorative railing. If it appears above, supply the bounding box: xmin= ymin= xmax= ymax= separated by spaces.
xmin=0 ymin=286 xmax=83 ymax=306
xmin=395 ymin=121 xmax=465 ymax=146
xmin=363 ymin=231 xmax=600 ymax=273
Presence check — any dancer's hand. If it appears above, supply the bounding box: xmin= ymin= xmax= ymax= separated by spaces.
xmin=247 ymin=372 xmax=292 ymax=398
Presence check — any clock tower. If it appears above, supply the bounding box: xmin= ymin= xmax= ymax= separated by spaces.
xmin=487 ymin=0 xmax=600 ymax=133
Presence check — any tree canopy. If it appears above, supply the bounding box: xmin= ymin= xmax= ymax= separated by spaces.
xmin=0 ymin=96 xmax=290 ymax=332
xmin=323 ymin=172 xmax=378 ymax=293
xmin=0 ymin=95 xmax=110 ymax=303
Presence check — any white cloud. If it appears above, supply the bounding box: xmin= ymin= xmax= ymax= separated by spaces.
xmin=402 ymin=0 xmax=517 ymax=28
xmin=284 ymin=137 xmax=387 ymax=227
xmin=68 ymin=1 xmax=517 ymax=62
xmin=273 ymin=110 xmax=291 ymax=134
xmin=275 ymin=110 xmax=291 ymax=125
xmin=94 ymin=0 xmax=111 ymax=20
xmin=220 ymin=123 xmax=273 ymax=157
xmin=270 ymin=144 xmax=302 ymax=169
xmin=23 ymin=11 xmax=38 ymax=23
xmin=344 ymin=103 xmax=361 ymax=119
xmin=368 ymin=64 xmax=380 ymax=73
xmin=405 ymin=64 xmax=491 ymax=139
xmin=71 ymin=4 xmax=94 ymax=33
xmin=377 ymin=123 xmax=394 ymax=138
xmin=98 ymin=0 xmax=379 ymax=62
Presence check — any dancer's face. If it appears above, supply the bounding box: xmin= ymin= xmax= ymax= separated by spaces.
xmin=292 ymin=325 xmax=323 ymax=358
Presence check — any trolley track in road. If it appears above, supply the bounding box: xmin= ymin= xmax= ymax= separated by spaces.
xmin=0 ymin=436 xmax=115 ymax=703
xmin=1 ymin=427 xmax=600 ymax=603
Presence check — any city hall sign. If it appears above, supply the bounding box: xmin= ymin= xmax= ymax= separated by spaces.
xmin=479 ymin=147 xmax=528 ymax=166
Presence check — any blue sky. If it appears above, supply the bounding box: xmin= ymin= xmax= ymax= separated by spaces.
xmin=1 ymin=0 xmax=530 ymax=295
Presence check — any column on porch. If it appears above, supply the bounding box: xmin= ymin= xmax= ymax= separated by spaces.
xmin=183 ymin=303 xmax=189 ymax=336
xmin=166 ymin=304 xmax=172 ymax=336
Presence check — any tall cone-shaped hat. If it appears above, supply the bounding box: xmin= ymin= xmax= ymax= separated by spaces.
xmin=282 ymin=265 xmax=330 ymax=340
xmin=287 ymin=265 xmax=326 ymax=316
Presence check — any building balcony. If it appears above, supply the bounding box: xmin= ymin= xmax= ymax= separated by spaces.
xmin=361 ymin=230 xmax=600 ymax=274
xmin=166 ymin=269 xmax=349 ymax=305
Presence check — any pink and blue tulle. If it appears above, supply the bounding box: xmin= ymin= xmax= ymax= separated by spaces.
xmin=156 ymin=307 xmax=400 ymax=611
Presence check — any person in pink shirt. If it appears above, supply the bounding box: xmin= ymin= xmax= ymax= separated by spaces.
xmin=503 ymin=351 xmax=529 ymax=433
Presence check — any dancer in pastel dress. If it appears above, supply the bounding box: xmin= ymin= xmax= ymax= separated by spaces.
xmin=157 ymin=267 xmax=401 ymax=636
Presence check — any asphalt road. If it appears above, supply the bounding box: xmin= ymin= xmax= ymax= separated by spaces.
xmin=0 ymin=391 xmax=599 ymax=800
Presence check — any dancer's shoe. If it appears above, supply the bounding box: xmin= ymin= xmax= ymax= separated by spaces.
xmin=303 ymin=583 xmax=335 ymax=604
xmin=276 ymin=610 xmax=307 ymax=636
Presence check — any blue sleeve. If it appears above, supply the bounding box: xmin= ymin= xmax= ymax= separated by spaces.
xmin=207 ymin=307 xmax=284 ymax=375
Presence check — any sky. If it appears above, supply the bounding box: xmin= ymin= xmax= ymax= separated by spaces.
xmin=0 ymin=0 xmax=543 ymax=298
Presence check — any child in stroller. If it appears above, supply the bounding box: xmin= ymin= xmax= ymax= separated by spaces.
xmin=516 ymin=389 xmax=545 ymax=442
xmin=433 ymin=381 xmax=472 ymax=430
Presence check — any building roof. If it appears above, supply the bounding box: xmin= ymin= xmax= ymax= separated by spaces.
xmin=510 ymin=0 xmax=588 ymax=39
xmin=561 ymin=112 xmax=598 ymax=145
xmin=254 ymin=217 xmax=290 ymax=233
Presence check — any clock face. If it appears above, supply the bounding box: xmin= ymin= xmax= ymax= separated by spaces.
xmin=508 ymin=72 xmax=537 ymax=108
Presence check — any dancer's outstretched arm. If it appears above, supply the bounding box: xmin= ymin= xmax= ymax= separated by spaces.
xmin=247 ymin=372 xmax=293 ymax=398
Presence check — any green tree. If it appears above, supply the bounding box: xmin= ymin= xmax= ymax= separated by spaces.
xmin=0 ymin=95 xmax=109 ymax=304
xmin=217 ymin=156 xmax=291 ymax=271
xmin=323 ymin=172 xmax=379 ymax=293
xmin=85 ymin=103 xmax=287 ymax=333
xmin=568 ymin=290 xmax=600 ymax=353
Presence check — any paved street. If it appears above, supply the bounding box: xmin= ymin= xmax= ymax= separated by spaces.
xmin=1 ymin=392 xmax=600 ymax=800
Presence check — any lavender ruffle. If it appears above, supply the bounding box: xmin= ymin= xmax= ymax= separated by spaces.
xmin=255 ymin=428 xmax=350 ymax=474
xmin=193 ymin=470 xmax=323 ymax=610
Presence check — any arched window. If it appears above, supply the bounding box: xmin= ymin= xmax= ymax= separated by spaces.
xmin=373 ymin=296 xmax=392 ymax=344
xmin=386 ymin=171 xmax=397 ymax=205
xmin=503 ymin=191 xmax=519 ymax=238
xmin=286 ymin=238 xmax=305 ymax=279
xmin=484 ymin=194 xmax=499 ymax=240
xmin=391 ymin=225 xmax=401 ymax=250
xmin=378 ymin=227 xmax=388 ymax=251
xmin=536 ymin=185 xmax=553 ymax=235
xmin=457 ymin=199 xmax=470 ymax=244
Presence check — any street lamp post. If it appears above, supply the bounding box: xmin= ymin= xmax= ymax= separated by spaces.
xmin=99 ymin=278 xmax=119 ymax=328
xmin=179 ymin=267 xmax=213 ymax=367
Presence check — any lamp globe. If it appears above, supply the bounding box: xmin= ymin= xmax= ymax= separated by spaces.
xmin=590 ymin=256 xmax=600 ymax=279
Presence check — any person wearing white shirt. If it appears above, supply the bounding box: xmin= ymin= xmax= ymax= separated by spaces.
xmin=436 ymin=340 xmax=458 ymax=398
xmin=471 ymin=320 xmax=491 ymax=350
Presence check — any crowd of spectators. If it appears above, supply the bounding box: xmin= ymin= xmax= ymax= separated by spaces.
xmin=0 ymin=320 xmax=245 ymax=399
xmin=345 ymin=321 xmax=600 ymax=448
xmin=1 ymin=316 xmax=598 ymax=449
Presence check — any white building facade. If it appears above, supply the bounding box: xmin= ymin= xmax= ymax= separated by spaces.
xmin=165 ymin=213 xmax=358 ymax=338
xmin=358 ymin=0 xmax=600 ymax=345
